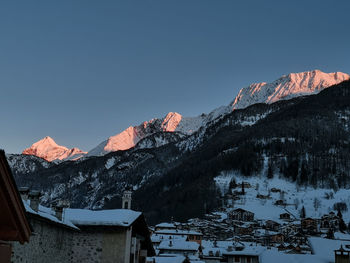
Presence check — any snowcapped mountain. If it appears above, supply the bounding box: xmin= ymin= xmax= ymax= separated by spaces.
xmin=87 ymin=109 xmax=230 ymax=156
xmin=22 ymin=136 xmax=87 ymax=162
xmin=231 ymin=70 xmax=350 ymax=110
xmin=20 ymin=70 xmax=350 ymax=160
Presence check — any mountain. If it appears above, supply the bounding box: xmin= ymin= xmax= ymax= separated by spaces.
xmin=87 ymin=108 xmax=229 ymax=156
xmin=21 ymin=70 xmax=348 ymax=160
xmin=22 ymin=136 xmax=87 ymax=162
xmin=10 ymin=79 xmax=350 ymax=225
xmin=231 ymin=70 xmax=349 ymax=110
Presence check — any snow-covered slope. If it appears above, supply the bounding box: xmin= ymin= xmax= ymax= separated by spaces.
xmin=22 ymin=136 xmax=87 ymax=162
xmin=231 ymin=70 xmax=350 ymax=110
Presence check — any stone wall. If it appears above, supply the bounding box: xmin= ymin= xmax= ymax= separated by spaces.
xmin=11 ymin=217 xmax=133 ymax=263
xmin=71 ymin=226 xmax=132 ymax=263
xmin=11 ymin=216 xmax=75 ymax=263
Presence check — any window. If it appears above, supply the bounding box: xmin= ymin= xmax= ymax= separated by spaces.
xmin=235 ymin=256 xmax=240 ymax=262
xmin=247 ymin=257 xmax=251 ymax=263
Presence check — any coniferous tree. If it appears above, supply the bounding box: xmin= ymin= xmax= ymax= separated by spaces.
xmin=267 ymin=161 xmax=273 ymax=179
xmin=300 ymin=206 xmax=306 ymax=219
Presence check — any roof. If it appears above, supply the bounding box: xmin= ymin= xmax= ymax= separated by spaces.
xmin=0 ymin=150 xmax=31 ymax=243
xmin=233 ymin=208 xmax=253 ymax=213
xmin=158 ymin=240 xmax=199 ymax=251
xmin=155 ymin=229 xmax=202 ymax=236
xmin=151 ymin=234 xmax=187 ymax=243
xmin=65 ymin=208 xmax=142 ymax=227
xmin=155 ymin=222 xmax=176 ymax=228
xmin=309 ymin=237 xmax=350 ymax=263
xmin=22 ymin=200 xmax=78 ymax=230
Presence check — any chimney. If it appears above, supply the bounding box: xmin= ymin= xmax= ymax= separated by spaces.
xmin=28 ymin=190 xmax=41 ymax=212
xmin=19 ymin=187 xmax=30 ymax=201
xmin=54 ymin=204 xmax=64 ymax=221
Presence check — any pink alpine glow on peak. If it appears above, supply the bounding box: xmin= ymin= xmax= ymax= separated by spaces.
xmin=231 ymin=70 xmax=350 ymax=110
xmin=161 ymin=112 xmax=182 ymax=132
xmin=22 ymin=136 xmax=87 ymax=162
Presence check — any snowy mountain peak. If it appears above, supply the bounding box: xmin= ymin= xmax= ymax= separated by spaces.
xmin=22 ymin=137 xmax=87 ymax=162
xmin=231 ymin=70 xmax=350 ymax=110
xmin=161 ymin=112 xmax=182 ymax=132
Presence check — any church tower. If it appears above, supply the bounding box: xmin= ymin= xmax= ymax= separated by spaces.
xmin=122 ymin=187 xmax=132 ymax=209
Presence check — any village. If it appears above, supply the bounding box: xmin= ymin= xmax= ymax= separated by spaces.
xmin=2 ymin=151 xmax=350 ymax=263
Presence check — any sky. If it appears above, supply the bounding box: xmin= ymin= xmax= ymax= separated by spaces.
xmin=0 ymin=0 xmax=349 ymax=154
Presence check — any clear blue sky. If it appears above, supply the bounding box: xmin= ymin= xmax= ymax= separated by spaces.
xmin=1 ymin=0 xmax=349 ymax=153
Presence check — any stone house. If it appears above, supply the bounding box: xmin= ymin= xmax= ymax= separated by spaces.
xmin=65 ymin=208 xmax=155 ymax=263
xmin=11 ymin=188 xmax=155 ymax=263
xmin=11 ymin=199 xmax=78 ymax=263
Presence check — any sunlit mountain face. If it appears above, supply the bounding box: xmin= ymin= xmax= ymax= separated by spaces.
xmin=22 ymin=70 xmax=350 ymax=161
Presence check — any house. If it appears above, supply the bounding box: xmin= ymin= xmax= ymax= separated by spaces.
xmin=270 ymin=233 xmax=285 ymax=244
xmin=65 ymin=208 xmax=155 ymax=263
xmin=155 ymin=222 xmax=177 ymax=231
xmin=280 ymin=213 xmax=291 ymax=220
xmin=320 ymin=213 xmax=340 ymax=230
xmin=0 ymin=150 xmax=31 ymax=263
xmin=11 ymin=187 xmax=155 ymax=263
xmin=222 ymin=244 xmax=264 ymax=263
xmin=229 ymin=209 xmax=254 ymax=222
xmin=301 ymin=218 xmax=317 ymax=233
xmin=151 ymin=233 xmax=187 ymax=250
xmin=158 ymin=239 xmax=199 ymax=256
xmin=233 ymin=223 xmax=254 ymax=235
xmin=334 ymin=245 xmax=350 ymax=263
xmin=11 ymin=196 xmax=79 ymax=263
xmin=154 ymin=229 xmax=203 ymax=245
xmin=265 ymin=220 xmax=280 ymax=232
xmin=200 ymin=240 xmax=263 ymax=263
xmin=274 ymin=200 xmax=285 ymax=206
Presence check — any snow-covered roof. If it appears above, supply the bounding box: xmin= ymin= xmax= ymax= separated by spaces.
xmin=261 ymin=250 xmax=328 ymax=263
xmin=158 ymin=240 xmax=199 ymax=251
xmin=201 ymin=240 xmax=265 ymax=257
xmin=155 ymin=222 xmax=176 ymax=229
xmin=309 ymin=237 xmax=350 ymax=263
xmin=65 ymin=208 xmax=142 ymax=227
xmin=151 ymin=234 xmax=187 ymax=243
xmin=22 ymin=200 xmax=78 ymax=230
xmin=147 ymin=255 xmax=205 ymax=263
xmin=155 ymin=229 xmax=202 ymax=236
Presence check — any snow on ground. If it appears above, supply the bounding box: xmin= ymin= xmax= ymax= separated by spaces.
xmin=215 ymin=170 xmax=350 ymax=222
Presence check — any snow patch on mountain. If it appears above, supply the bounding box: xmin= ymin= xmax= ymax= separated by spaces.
xmin=22 ymin=136 xmax=87 ymax=162
xmin=231 ymin=70 xmax=350 ymax=110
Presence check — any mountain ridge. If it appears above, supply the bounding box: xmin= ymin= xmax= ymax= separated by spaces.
xmin=21 ymin=70 xmax=350 ymax=161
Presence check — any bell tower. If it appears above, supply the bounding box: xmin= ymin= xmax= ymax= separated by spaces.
xmin=122 ymin=187 xmax=132 ymax=209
